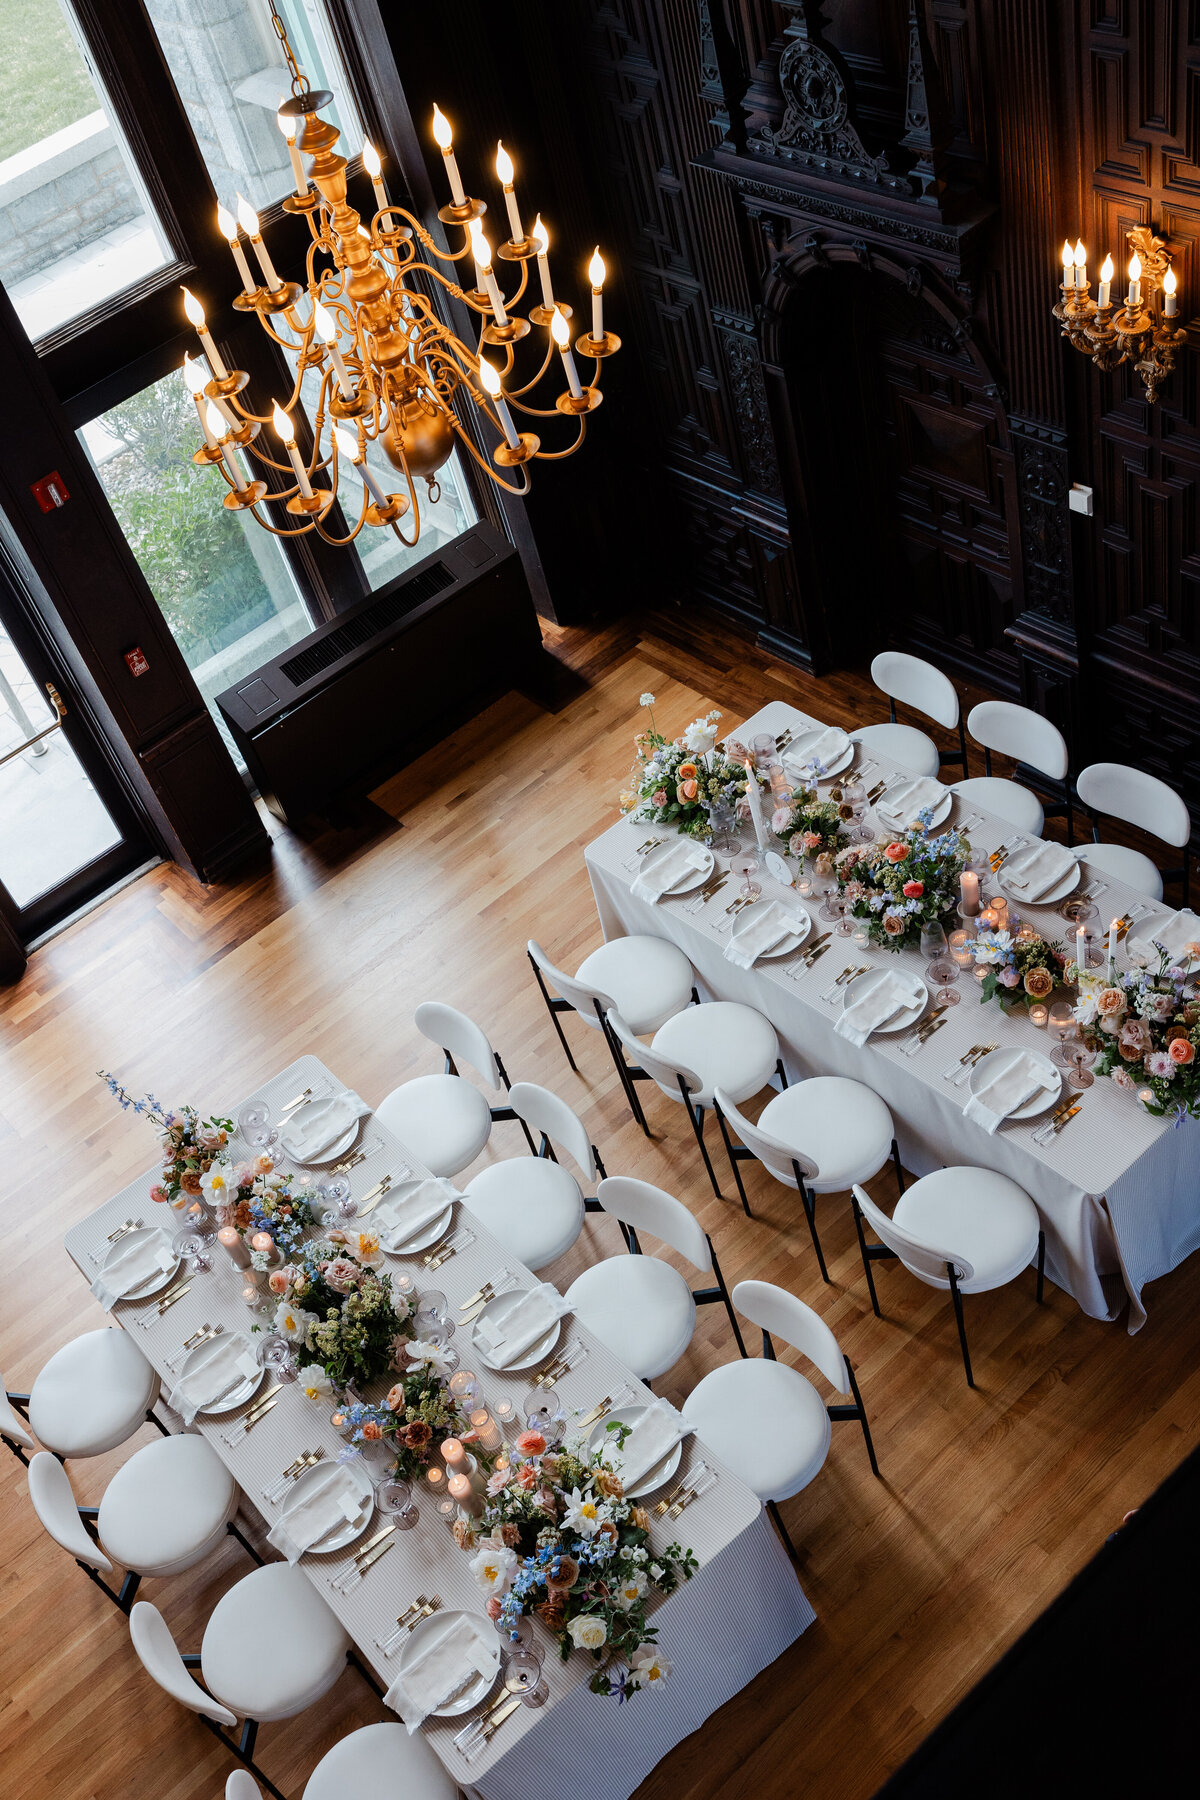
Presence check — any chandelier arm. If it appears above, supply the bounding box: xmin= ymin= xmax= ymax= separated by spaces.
xmin=531 ymin=419 xmax=588 ymax=461
xmin=448 ymin=418 xmax=534 ymax=496
xmin=401 ymin=260 xmax=495 ymax=314
xmin=502 ymin=344 xmax=557 ymax=399
xmin=244 ymin=508 xmax=321 ymax=537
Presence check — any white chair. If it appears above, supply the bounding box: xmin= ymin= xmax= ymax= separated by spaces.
xmin=303 ymin=1722 xmax=459 ymax=1800
xmin=1 ymin=1375 xmax=35 ymax=1464
xmin=683 ymin=1280 xmax=878 ymax=1564
xmin=605 ymin=1001 xmax=782 ymax=1197
xmin=852 ymin=1171 xmax=1045 ymax=1388
xmin=463 ymin=1081 xmax=605 ymax=1271
xmin=27 ymin=1327 xmax=162 ymax=1458
xmin=1075 ymin=762 xmax=1192 ymax=905
xmin=566 ymin=1175 xmax=746 ymax=1378
xmin=952 ymin=700 xmax=1070 ymax=836
xmin=713 ymin=1076 xmax=903 ymax=1283
xmin=527 ymin=936 xmax=696 ymax=1115
xmin=375 ymin=1002 xmax=534 ymax=1179
xmin=851 ymin=651 xmax=966 ymax=781
xmin=227 ymin=1774 xmax=262 ymax=1800
xmin=130 ymin=1564 xmax=352 ymax=1800
xmin=27 ymin=1437 xmax=246 ymax=1612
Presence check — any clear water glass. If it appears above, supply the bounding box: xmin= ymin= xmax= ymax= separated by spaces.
xmin=521 ymin=1384 xmax=566 ymax=1446
xmin=921 ymin=922 xmax=961 ymax=1005
xmin=1048 ymin=1001 xmax=1076 ymax=1067
xmin=374 ymin=1476 xmax=419 ymax=1528
xmin=731 ymin=853 xmax=761 ymax=899
xmin=706 ymin=796 xmax=741 ymax=854
xmin=842 ymin=778 xmax=874 ymax=844
xmin=495 ymin=1612 xmax=535 ymax=1650
xmin=504 ymin=1648 xmax=549 ymax=1706
xmin=819 ymin=882 xmax=843 ymax=925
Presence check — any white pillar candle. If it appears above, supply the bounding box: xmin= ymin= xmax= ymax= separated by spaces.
xmin=588 ymin=246 xmax=605 ymax=340
xmin=181 ymin=288 xmax=229 ymax=379
xmin=532 ymin=216 xmax=554 ymax=308
xmin=1108 ymin=917 xmax=1120 ymax=969
xmin=959 ymin=870 xmax=980 ymax=915
xmin=1076 ymin=924 xmax=1087 ymax=975
xmin=431 ymin=105 xmax=466 ymax=206
xmin=550 ymin=306 xmax=583 ymax=398
xmin=217 ymin=1225 xmax=251 ymax=1268
xmin=272 ymin=402 xmax=313 ymax=499
xmin=495 ymin=142 xmax=524 ymax=242
xmin=277 ymin=111 xmax=308 ymax=198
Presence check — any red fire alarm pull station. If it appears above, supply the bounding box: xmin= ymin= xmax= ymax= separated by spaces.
xmin=30 ymin=471 xmax=69 ymax=513
xmin=123 ymin=647 xmax=150 ymax=678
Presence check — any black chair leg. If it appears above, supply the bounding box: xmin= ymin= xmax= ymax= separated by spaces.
xmin=603 ymin=1018 xmax=651 ymax=1135
xmin=1035 ymin=1228 xmax=1046 ymax=1304
xmin=766 ymin=1498 xmax=802 ymax=1569
xmin=800 ymin=1182 xmax=830 ymax=1284
xmin=775 ymin=1057 xmax=788 ymax=1090
xmin=200 ymin=1716 xmax=287 ymax=1800
xmin=226 ymin=1519 xmax=264 ymax=1565
xmin=146 ymin=1407 xmax=171 ymax=1437
xmin=890 ymin=1136 xmax=906 ymax=1194
xmin=530 ymin=958 xmax=579 ymax=1074
xmin=845 ymin=1361 xmax=881 ymax=1479
xmin=687 ymin=1101 xmax=723 ymax=1199
xmin=947 ymin=1265 xmax=974 ymax=1388
xmin=852 ymin=1196 xmax=882 ymax=1317
xmin=715 ymin=1105 xmax=752 ymax=1216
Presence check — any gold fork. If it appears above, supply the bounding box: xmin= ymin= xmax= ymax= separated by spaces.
xmin=653 ymin=1477 xmax=691 ymax=1517
xmin=107 ymin=1217 xmax=139 ymax=1242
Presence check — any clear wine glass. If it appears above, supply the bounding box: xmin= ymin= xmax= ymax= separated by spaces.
xmin=237 ymin=1101 xmax=269 ymax=1141
xmin=818 ymin=878 xmax=843 ymax=925
xmin=521 ymin=1384 xmax=566 ymax=1446
xmin=374 ymin=1476 xmax=419 ymax=1528
xmin=731 ymin=853 xmax=761 ymax=900
xmin=172 ymin=1223 xmax=213 ymax=1274
xmin=921 ymin=922 xmax=961 ymax=1006
xmin=1048 ymin=1001 xmax=1076 ymax=1068
xmin=1067 ymin=1044 xmax=1095 ymax=1090
xmin=842 ymin=777 xmax=874 ymax=844
xmin=504 ymin=1648 xmax=549 ymax=1707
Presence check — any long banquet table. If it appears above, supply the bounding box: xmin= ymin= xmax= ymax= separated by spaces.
xmin=586 ymin=698 xmax=1200 ymax=1334
xmin=65 ymin=1054 xmax=815 ymax=1800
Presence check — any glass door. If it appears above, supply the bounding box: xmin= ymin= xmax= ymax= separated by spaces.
xmin=0 ymin=589 xmax=150 ymax=945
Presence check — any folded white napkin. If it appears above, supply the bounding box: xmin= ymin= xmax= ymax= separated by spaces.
xmin=630 ymin=840 xmax=709 ymax=903
xmin=608 ymin=1401 xmax=689 ymax=1490
xmin=835 ymin=972 xmax=918 ymax=1046
xmin=1148 ymin=910 xmax=1200 ymax=965
xmin=386 ymin=1614 xmax=496 ymax=1733
xmin=1003 ymin=840 xmax=1076 ymax=900
xmin=374 ymin=1179 xmax=457 ymax=1249
xmin=165 ymin=1332 xmax=260 ymax=1426
xmin=963 ymin=1053 xmax=1056 ymax=1134
xmin=725 ymin=901 xmax=796 ymax=969
xmin=279 ymin=1089 xmax=371 ymax=1163
xmin=880 ymin=776 xmax=944 ymax=826
xmin=786 ymin=726 xmax=848 ymax=776
xmin=266 ymin=1463 xmax=366 ymax=1563
xmin=474 ymin=1282 xmax=570 ymax=1365
xmin=89 ymin=1230 xmax=176 ymax=1312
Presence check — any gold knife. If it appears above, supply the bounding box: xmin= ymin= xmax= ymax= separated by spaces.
xmin=239 ymin=1381 xmax=282 ymax=1423
xmin=156 ymin=1281 xmax=193 ymax=1315
xmin=459 ymin=1277 xmax=497 ymax=1311
xmin=241 ymin=1395 xmax=278 ymax=1433
xmin=482 ymin=1695 xmax=523 ymax=1740
xmin=575 ymin=1396 xmax=612 ymax=1431
xmin=352 ymin=1537 xmax=394 ymax=1578
xmin=353 ymin=1522 xmax=395 ymax=1562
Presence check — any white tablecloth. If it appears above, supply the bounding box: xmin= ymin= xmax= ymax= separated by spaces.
xmin=587 ymin=701 xmax=1200 ymax=1333
xmin=64 ymin=1055 xmax=814 ymax=1800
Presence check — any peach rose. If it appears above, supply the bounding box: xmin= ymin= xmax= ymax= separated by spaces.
xmin=268 ymin=1269 xmax=290 ymax=1295
xmin=595 ymin=1468 xmax=624 ymax=1499
xmin=517 ymin=1464 xmax=538 ymax=1490
xmin=678 ymin=762 xmax=698 ymax=780
xmin=537 ymin=1596 xmax=566 ymax=1632
xmin=254 ymin=1154 xmax=274 ymax=1175
xmin=901 ymin=880 xmax=924 ymax=898
xmin=1024 ymin=966 xmax=1054 ymax=999
xmin=361 ymin=1421 xmax=382 ymax=1441
xmin=516 ymin=1429 xmax=546 ymax=1457
xmin=884 ymin=843 xmax=909 ymax=864
xmin=1168 ymin=1037 xmax=1195 ymax=1065
xmin=677 ymin=779 xmax=698 ymax=802
xmin=149 ymin=1184 xmax=168 ymax=1205
xmin=385 ymin=1384 xmax=405 ymax=1412
xmin=1097 ymin=987 xmax=1127 ymax=1016
xmin=801 ymin=830 xmax=822 ymax=851
xmin=180 ymin=1169 xmax=202 ymax=1195
xmin=631 ymin=1506 xmax=651 ymax=1532
xmin=883 ymin=913 xmax=906 ymax=936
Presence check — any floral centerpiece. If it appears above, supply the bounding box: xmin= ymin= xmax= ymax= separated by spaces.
xmin=967 ymin=927 xmax=1066 ymax=1010
xmin=268 ymin=1231 xmax=416 ymax=1388
xmin=770 ymin=776 xmax=842 ymax=862
xmin=834 ymin=823 xmax=969 ymax=952
xmin=619 ymin=694 xmax=759 ymax=841
xmin=1074 ymin=953 xmax=1200 ymax=1120
xmin=199 ymin=1153 xmax=322 ymax=1262
xmin=317 ymin=1341 xmax=485 ymax=1482
xmin=457 ymin=1424 xmax=697 ymax=1703
xmin=99 ymin=1073 xmax=232 ymax=1206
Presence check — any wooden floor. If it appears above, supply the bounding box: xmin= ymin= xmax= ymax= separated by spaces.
xmin=3 ymin=606 xmax=1199 ymax=1800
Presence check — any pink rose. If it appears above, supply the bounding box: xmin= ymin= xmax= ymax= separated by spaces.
xmin=789 ymin=833 xmax=807 ymax=857
xmin=844 ymin=880 xmax=865 ymax=903
xmin=323 ymin=1256 xmax=361 ymax=1292
xmin=254 ymin=1154 xmax=274 ymax=1175
xmin=901 ymin=880 xmax=924 ymax=898
xmin=149 ymin=1184 xmax=168 ymax=1205
xmin=267 ymin=1269 xmax=290 ymax=1295
xmin=486 ymin=1466 xmax=513 ymax=1496
xmin=884 ymin=843 xmax=909 ymax=864
xmin=1111 ymin=1065 xmax=1135 ymax=1091
xmin=651 ymin=787 xmax=668 ymax=807
xmin=999 ymin=966 xmax=1021 ymax=987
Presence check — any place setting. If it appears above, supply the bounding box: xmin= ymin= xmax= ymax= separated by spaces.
xmin=628 ymin=836 xmax=715 ymax=904
xmin=780 ymin=723 xmax=855 ymax=784
xmin=874 ymin=774 xmax=953 ymax=831
xmin=374 ymin=1176 xmax=462 ymax=1256
xmin=993 ymin=837 xmax=1081 ymax=907
xmin=961 ymin=1046 xmax=1062 ymax=1135
xmin=834 ymin=967 xmax=929 ymax=1045
xmin=89 ymin=1224 xmax=180 ymax=1312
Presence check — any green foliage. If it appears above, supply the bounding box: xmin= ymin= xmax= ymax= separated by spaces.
xmin=0 ymin=0 xmax=96 ymax=162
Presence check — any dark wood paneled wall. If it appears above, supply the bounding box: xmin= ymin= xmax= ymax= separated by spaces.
xmin=464 ymin=0 xmax=1200 ymax=826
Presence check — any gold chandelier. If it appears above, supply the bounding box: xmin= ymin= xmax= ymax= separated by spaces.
xmin=180 ymin=4 xmax=619 ymax=548
xmin=1052 ymin=224 xmax=1182 ymax=404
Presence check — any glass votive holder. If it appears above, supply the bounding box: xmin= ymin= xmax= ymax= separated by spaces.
xmin=330 ymin=1407 xmax=355 ymax=1440
xmin=422 ymin=1464 xmax=448 ymax=1498
xmin=391 ymin=1271 xmax=417 ymax=1300
xmin=851 ymin=921 xmax=871 ymax=950
xmin=448 ymin=1369 xmax=480 ymax=1404
xmin=947 ymin=929 xmax=974 ymax=970
xmin=1137 ymin=1087 xmax=1156 ymax=1110
xmin=241 ymin=1281 xmax=266 ymax=1314
xmin=1029 ymin=1003 xmax=1049 ymax=1028
xmin=751 ymin=732 xmax=776 ymax=765
xmin=435 ymin=1493 xmax=458 ymax=1523
xmin=492 ymin=1398 xmax=517 ymax=1434
xmin=795 ymin=873 xmax=814 ymax=898
xmin=468 ymin=1406 xmax=503 ymax=1452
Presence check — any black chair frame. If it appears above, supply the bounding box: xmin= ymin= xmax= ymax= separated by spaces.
xmin=851 ymin=1193 xmax=1046 ymax=1388
xmin=441 ymin=1045 xmax=537 ymax=1155
xmin=884 ymin=693 xmax=969 ymax=778
xmin=623 ymin=1220 xmax=747 ymax=1359
xmin=977 ymin=744 xmax=1075 ymax=842
xmin=72 ymin=1512 xmax=262 ymax=1616
xmin=616 ymin=1052 xmax=789 ymax=1199
xmin=2 ymin=1388 xmax=30 ymax=1465
xmin=756 ymin=1323 xmax=880 ymax=1561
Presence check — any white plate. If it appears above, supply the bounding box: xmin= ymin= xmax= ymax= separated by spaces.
xmin=782 ymin=727 xmax=854 ymax=783
xmin=99 ymin=1226 xmax=180 ymax=1300
xmin=636 ymin=838 xmax=715 ymax=896
xmin=998 ymin=844 xmax=1081 ymax=907
xmin=1126 ymin=918 xmax=1200 ymax=977
xmin=379 ymin=1177 xmax=457 ymax=1256
xmin=729 ymin=899 xmax=812 ymax=960
xmin=278 ymin=1456 xmax=375 ymax=1554
xmin=471 ymin=1291 xmax=562 ymax=1371
xmin=842 ymin=967 xmax=928 ymax=1034
xmin=176 ymin=1336 xmax=266 ymax=1417
xmin=588 ymin=1405 xmax=683 ymax=1499
xmin=967 ymin=1046 xmax=1062 ymax=1121
xmin=279 ymin=1094 xmax=365 ymax=1167
xmin=876 ymin=780 xmax=952 ymax=830
xmin=396 ymin=1611 xmax=501 ymax=1718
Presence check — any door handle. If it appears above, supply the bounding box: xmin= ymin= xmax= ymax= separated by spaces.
xmin=0 ymin=682 xmax=67 ymax=770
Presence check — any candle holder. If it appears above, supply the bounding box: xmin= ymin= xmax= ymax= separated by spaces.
xmin=574 ymin=329 xmax=622 ymax=358
xmin=555 ymin=386 xmax=602 ymax=415
xmin=222 ymin=481 xmax=268 ymax=510
xmin=1029 ymin=1003 xmax=1049 ymax=1029
xmin=497 ymin=235 xmax=539 ymax=261
xmin=529 ymin=300 xmax=570 ymax=329
xmin=285 ymin=489 xmax=334 ymax=518
xmin=438 ymin=196 xmax=487 ymax=226
xmin=363 ymin=495 xmax=411 ymax=527
xmin=481 ymin=316 xmax=531 ymax=347
xmin=492 ymin=433 xmax=540 ymax=467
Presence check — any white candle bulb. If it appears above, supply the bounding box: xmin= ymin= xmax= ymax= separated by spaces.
xmin=362 ymin=139 xmax=388 ymax=216
xmin=272 ymin=401 xmax=313 ymax=499
xmin=588 ymin=245 xmax=605 ymax=341
xmin=532 ymin=213 xmax=554 ymax=308
xmin=207 ymin=402 xmax=246 ymax=490
xmin=181 ymin=286 xmax=228 ymax=379
xmin=216 ymin=203 xmax=256 ymax=294
xmin=1127 ymin=252 xmax=1142 ymax=307
xmin=478 ymin=356 xmax=520 ymax=449
xmin=236 ymin=194 xmax=282 ymax=292
xmin=1164 ymin=265 xmax=1178 ymax=317
xmin=431 ymin=104 xmax=466 ymax=207
xmin=276 ymin=108 xmax=307 ymax=198
xmin=551 ymin=304 xmax=583 ymax=398
xmin=469 ymin=222 xmax=508 ymax=327
xmin=1073 ymin=238 xmax=1087 ymax=288
xmin=495 ymin=140 xmax=524 ymax=243
xmin=1097 ymin=253 xmax=1113 ymax=308
xmin=183 ymin=355 xmax=217 ymax=448
xmin=1108 ymin=917 xmax=1120 ymax=970
xmin=312 ymin=301 xmax=355 ymax=399
xmin=1061 ymin=239 xmax=1075 ymax=289
xmin=1076 ymin=923 xmax=1087 ymax=976
xmin=332 ymin=424 xmax=389 ymax=508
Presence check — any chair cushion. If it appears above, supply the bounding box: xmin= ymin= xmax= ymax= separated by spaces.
xmin=304 ymin=1723 xmax=458 ymax=1800
xmin=576 ymin=935 xmax=694 ymax=1035
xmin=652 ymin=1001 xmax=779 ymax=1108
xmin=464 ymin=1157 xmax=584 ymax=1271
xmin=759 ymin=1077 xmax=895 ymax=1193
xmin=684 ymin=1360 xmax=831 ymax=1503
xmin=99 ymin=1434 xmax=238 ymax=1576
xmin=29 ymin=1329 xmax=159 ymax=1459
xmin=1079 ymin=842 xmax=1163 ymax=902
xmin=950 ymin=776 xmax=1044 ymax=835
xmin=566 ymin=1256 xmax=696 ymax=1381
xmin=376 ymin=1074 xmax=492 ymax=1178
xmin=203 ymin=1563 xmax=349 ymax=1722
xmin=851 ymin=722 xmax=940 ymax=779
xmin=894 ymin=1166 xmax=1040 ymax=1294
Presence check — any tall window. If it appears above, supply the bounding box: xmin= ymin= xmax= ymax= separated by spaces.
xmin=0 ymin=0 xmax=171 ymax=340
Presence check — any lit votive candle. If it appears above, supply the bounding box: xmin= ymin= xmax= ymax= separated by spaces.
xmin=218 ymin=1224 xmax=251 ymax=1268
xmin=469 ymin=1406 xmax=503 ymax=1451
xmin=241 ymin=1281 xmax=263 ymax=1312
xmin=492 ymin=1398 xmax=517 ymax=1433
xmin=978 ymin=904 xmax=999 ymax=933
xmin=392 ymin=1272 xmax=417 ymax=1300
xmin=435 ymin=1494 xmax=458 ymax=1522
xmin=440 ymin=1437 xmax=466 ymax=1469
xmin=990 ymin=897 xmax=1010 ymax=931
xmin=948 ymin=929 xmax=974 ymax=969
xmin=448 ymin=1370 xmax=480 ymax=1404
xmin=423 ymin=1465 xmax=446 ymax=1494
xmin=796 ymin=874 xmax=814 ymax=898
xmin=851 ymin=922 xmax=871 ymax=950
xmin=1137 ymin=1087 xmax=1155 ymax=1110
xmin=1029 ymin=1003 xmax=1049 ymax=1029
xmin=448 ymin=1472 xmax=484 ymax=1517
